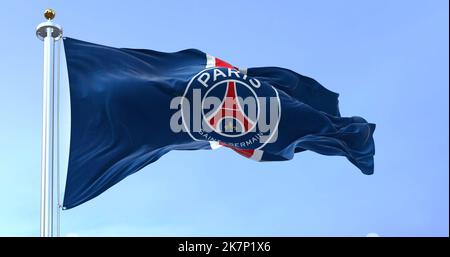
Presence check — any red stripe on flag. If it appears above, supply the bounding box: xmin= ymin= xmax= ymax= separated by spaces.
xmin=215 ymin=57 xmax=234 ymax=68
xmin=219 ymin=142 xmax=255 ymax=158
xmin=213 ymin=57 xmax=253 ymax=158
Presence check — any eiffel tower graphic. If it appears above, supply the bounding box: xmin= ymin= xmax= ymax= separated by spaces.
xmin=205 ymin=81 xmax=255 ymax=133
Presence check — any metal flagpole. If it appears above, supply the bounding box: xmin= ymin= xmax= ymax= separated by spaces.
xmin=36 ymin=9 xmax=63 ymax=237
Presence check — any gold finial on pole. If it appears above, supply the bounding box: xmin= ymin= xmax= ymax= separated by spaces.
xmin=44 ymin=8 xmax=56 ymax=20
xmin=36 ymin=9 xmax=62 ymax=41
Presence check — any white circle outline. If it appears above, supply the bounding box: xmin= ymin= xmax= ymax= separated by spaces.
xmin=180 ymin=67 xmax=282 ymax=150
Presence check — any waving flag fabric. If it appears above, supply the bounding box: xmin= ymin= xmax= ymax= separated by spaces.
xmin=63 ymin=37 xmax=375 ymax=209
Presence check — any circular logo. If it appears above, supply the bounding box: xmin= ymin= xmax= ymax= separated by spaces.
xmin=181 ymin=67 xmax=281 ymax=150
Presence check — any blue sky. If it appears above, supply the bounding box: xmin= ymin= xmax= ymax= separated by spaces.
xmin=0 ymin=0 xmax=448 ymax=236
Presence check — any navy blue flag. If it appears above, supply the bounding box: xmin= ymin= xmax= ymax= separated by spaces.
xmin=63 ymin=37 xmax=375 ymax=209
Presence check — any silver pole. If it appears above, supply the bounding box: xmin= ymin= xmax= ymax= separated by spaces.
xmin=55 ymin=35 xmax=62 ymax=238
xmin=36 ymin=9 xmax=63 ymax=237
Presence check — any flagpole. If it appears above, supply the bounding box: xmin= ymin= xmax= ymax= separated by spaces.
xmin=36 ymin=9 xmax=63 ymax=237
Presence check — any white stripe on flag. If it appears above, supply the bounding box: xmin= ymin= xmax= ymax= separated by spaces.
xmin=209 ymin=141 xmax=222 ymax=149
xmin=250 ymin=149 xmax=263 ymax=161
xmin=239 ymin=68 xmax=248 ymax=75
xmin=206 ymin=54 xmax=215 ymax=68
